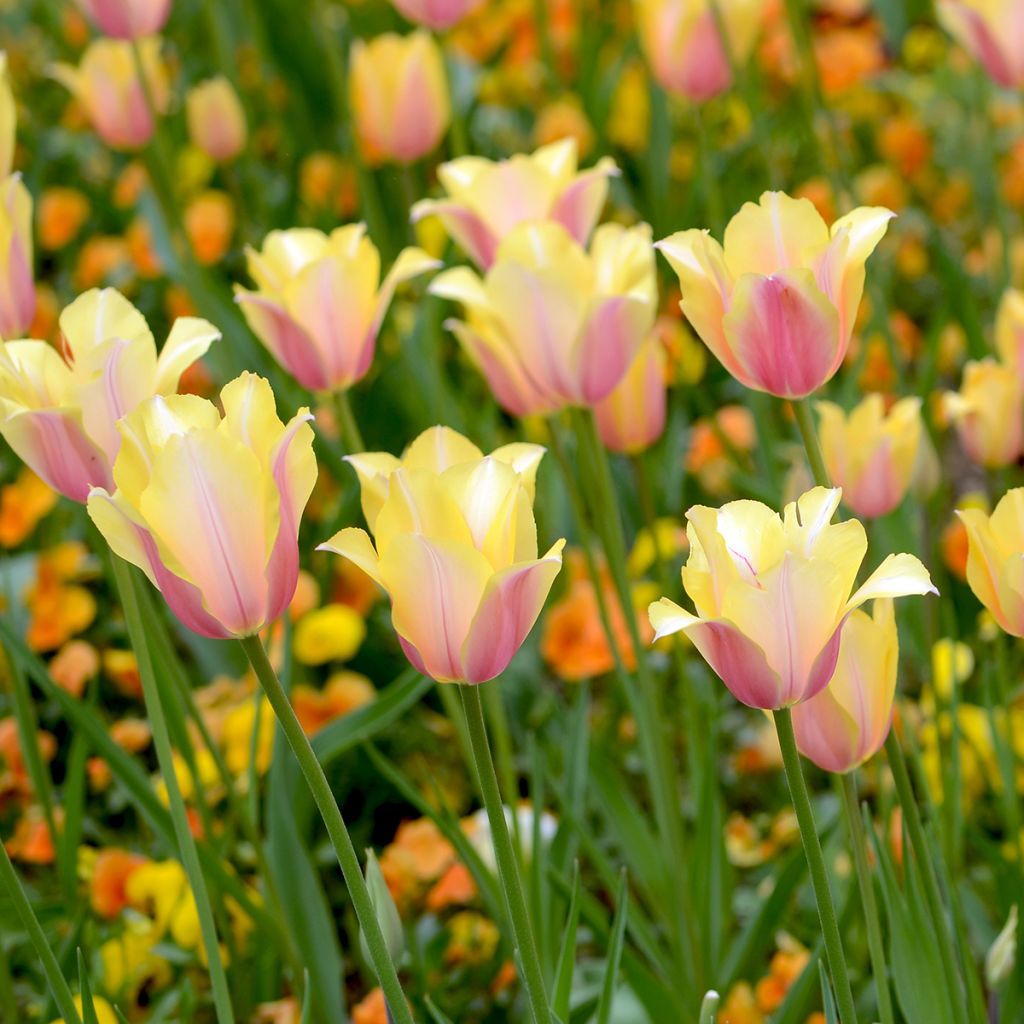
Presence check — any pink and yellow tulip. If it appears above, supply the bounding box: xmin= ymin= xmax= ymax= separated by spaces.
xmin=0 ymin=172 xmax=34 ymax=339
xmin=938 ymin=0 xmax=1024 ymax=88
xmin=648 ymin=487 xmax=935 ymax=709
xmin=185 ymin=76 xmax=247 ymax=163
xmin=319 ymin=426 xmax=564 ymax=684
xmin=657 ymin=191 xmax=893 ymax=399
xmin=430 ymin=221 xmax=657 ymax=416
xmin=391 ymin=0 xmax=482 ymax=29
xmin=594 ymin=338 xmax=668 ymax=454
xmin=943 ymin=358 xmax=1023 ymax=468
xmin=87 ymin=372 xmax=316 ymax=639
xmin=412 ymin=139 xmax=618 ymax=269
xmin=791 ymin=599 xmax=898 ymax=773
xmin=235 ymin=225 xmax=438 ymax=394
xmin=76 ymin=0 xmax=172 ymax=39
xmin=0 ymin=288 xmax=218 ymax=503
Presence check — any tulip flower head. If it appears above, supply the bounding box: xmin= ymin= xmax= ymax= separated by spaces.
xmin=649 ymin=487 xmax=936 ymax=709
xmin=431 ymin=221 xmax=657 ymax=416
xmin=0 ymin=288 xmax=218 ymax=503
xmin=235 ymin=225 xmax=439 ymax=393
xmin=996 ymin=287 xmax=1024 ymax=379
xmin=76 ymin=0 xmax=172 ymax=39
xmin=349 ymin=31 xmax=450 ymax=166
xmin=958 ymin=488 xmax=1024 ymax=637
xmin=657 ymin=191 xmax=893 ymax=399
xmin=51 ymin=37 xmax=169 ymax=150
xmin=943 ymin=358 xmax=1023 ymax=468
xmin=391 ymin=0 xmax=483 ymax=29
xmin=319 ymin=426 xmax=565 ymax=684
xmin=411 ymin=139 xmax=618 ymax=269
xmin=938 ymin=0 xmax=1024 ymax=88
xmin=0 ymin=172 xmax=34 ymax=339
xmin=87 ymin=372 xmax=316 ymax=639
xmin=185 ymin=76 xmax=247 ymax=163
xmin=791 ymin=599 xmax=898 ymax=772
xmin=594 ymin=337 xmax=668 ymax=454
xmin=817 ymin=394 xmax=926 ymax=518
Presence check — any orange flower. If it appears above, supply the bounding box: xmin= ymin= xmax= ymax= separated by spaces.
xmin=37 ymin=187 xmax=90 ymax=250
xmin=720 ymin=982 xmax=764 ymax=1024
xmin=103 ymin=649 xmax=142 ymax=699
xmin=73 ymin=236 xmax=129 ymax=290
xmin=25 ymin=546 xmax=97 ymax=652
xmin=48 ymin=640 xmax=99 ymax=697
xmin=379 ymin=818 xmax=456 ymax=910
xmin=184 ymin=190 xmax=235 ymax=265
xmin=426 ymin=862 xmax=477 ymax=912
xmin=110 ymin=717 xmax=152 ymax=753
xmin=5 ymin=807 xmax=60 ymax=863
xmin=90 ymin=848 xmax=147 ymax=918
xmin=353 ymin=988 xmax=388 ymax=1024
xmin=0 ymin=717 xmax=57 ymax=802
xmin=291 ymin=672 xmax=376 ymax=735
xmin=686 ymin=404 xmax=756 ymax=494
xmin=330 ymin=559 xmax=380 ymax=617
xmin=299 ymin=152 xmax=358 ymax=217
xmin=255 ymin=999 xmax=301 ymax=1024
xmin=0 ymin=469 xmax=56 ymax=547
xmin=878 ymin=114 xmax=932 ymax=178
xmin=814 ymin=23 xmax=885 ymax=94
xmin=125 ymin=216 xmax=163 ymax=278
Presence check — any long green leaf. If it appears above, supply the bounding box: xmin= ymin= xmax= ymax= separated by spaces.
xmin=596 ymin=868 xmax=629 ymax=1024
xmin=552 ymin=863 xmax=582 ymax=1020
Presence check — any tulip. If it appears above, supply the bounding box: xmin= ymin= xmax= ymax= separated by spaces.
xmin=76 ymin=0 xmax=172 ymax=39
xmin=791 ymin=599 xmax=898 ymax=773
xmin=657 ymin=191 xmax=893 ymax=399
xmin=649 ymin=486 xmax=936 ymax=709
xmin=594 ymin=337 xmax=667 ymax=454
xmin=391 ymin=0 xmax=482 ymax=30
xmin=349 ymin=31 xmax=450 ymax=166
xmin=957 ymin=488 xmax=1024 ymax=637
xmin=411 ymin=139 xmax=618 ymax=269
xmin=430 ymin=221 xmax=657 ymax=416
xmin=0 ymin=288 xmax=218 ymax=503
xmin=185 ymin=76 xmax=247 ymax=163
xmin=319 ymin=426 xmax=565 ymax=684
xmin=50 ymin=38 xmax=168 ymax=151
xmin=816 ymin=394 xmax=925 ymax=518
xmin=235 ymin=225 xmax=439 ymax=393
xmin=937 ymin=0 xmax=1024 ymax=88
xmin=88 ymin=372 xmax=316 ymax=639
xmin=1 ymin=52 xmax=14 ymax=179
xmin=996 ymin=287 xmax=1024 ymax=378
xmin=943 ymin=358 xmax=1023 ymax=467
xmin=635 ymin=0 xmax=764 ymax=102
xmin=0 ymin=173 xmax=34 ymax=338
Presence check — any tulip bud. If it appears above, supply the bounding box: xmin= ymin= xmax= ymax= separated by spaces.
xmin=791 ymin=600 xmax=898 ymax=773
xmin=986 ymin=905 xmax=1017 ymax=989
xmin=391 ymin=0 xmax=482 ymax=30
xmin=319 ymin=426 xmax=564 ymax=684
xmin=359 ymin=849 xmax=405 ymax=967
xmin=657 ymin=192 xmax=892 ymax=399
xmin=76 ymin=0 xmax=172 ymax=39
xmin=51 ymin=37 xmax=169 ymax=151
xmin=649 ymin=487 xmax=936 ymax=709
xmin=938 ymin=0 xmax=1024 ymax=88
xmin=185 ymin=76 xmax=247 ymax=163
xmin=235 ymin=225 xmax=439 ymax=393
xmin=349 ymin=31 xmax=450 ymax=166
xmin=996 ymin=287 xmax=1024 ymax=379
xmin=594 ymin=338 xmax=667 ymax=454
xmin=943 ymin=358 xmax=1023 ymax=468
xmin=0 ymin=173 xmax=34 ymax=338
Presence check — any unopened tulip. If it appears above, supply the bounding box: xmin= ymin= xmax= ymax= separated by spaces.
xmin=1 ymin=53 xmax=14 ymax=179
xmin=349 ymin=31 xmax=450 ymax=166
xmin=791 ymin=599 xmax=897 ymax=773
xmin=0 ymin=173 xmax=34 ymax=338
xmin=185 ymin=76 xmax=247 ymax=163
xmin=0 ymin=288 xmax=218 ymax=502
xmin=319 ymin=426 xmax=564 ymax=684
xmin=649 ymin=487 xmax=936 ymax=709
xmin=943 ymin=358 xmax=1023 ymax=467
xmin=636 ymin=0 xmax=763 ymax=102
xmin=657 ymin=191 xmax=893 ymax=399
xmin=431 ymin=221 xmax=657 ymax=416
xmin=88 ymin=373 xmax=316 ymax=639
xmin=51 ymin=38 xmax=168 ymax=150
xmin=411 ymin=139 xmax=618 ymax=269
xmin=594 ymin=338 xmax=667 ymax=454
xmin=958 ymin=488 xmax=1024 ymax=637
xmin=817 ymin=394 xmax=925 ymax=518
xmin=391 ymin=0 xmax=482 ymax=29
xmin=235 ymin=225 xmax=439 ymax=393
xmin=938 ymin=0 xmax=1024 ymax=88
xmin=76 ymin=0 xmax=171 ymax=38
xmin=996 ymin=288 xmax=1024 ymax=378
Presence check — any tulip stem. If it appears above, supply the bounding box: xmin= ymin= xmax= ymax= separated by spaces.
xmin=0 ymin=838 xmax=81 ymax=1024
xmin=838 ymin=773 xmax=895 ymax=1024
xmin=238 ymin=634 xmax=414 ymax=1024
xmin=792 ymin=399 xmax=829 ymax=489
xmin=111 ymin=557 xmax=236 ymax=1024
xmin=773 ymin=708 xmax=858 ymax=1024
xmin=458 ymin=683 xmax=553 ymax=1024
xmin=333 ymin=389 xmax=366 ymax=454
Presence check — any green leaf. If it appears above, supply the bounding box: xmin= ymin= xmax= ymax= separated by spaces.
xmin=819 ymin=961 xmax=839 ymax=1024
xmin=76 ymin=950 xmax=99 ymax=1024
xmin=424 ymin=996 xmax=457 ymax=1024
xmin=596 ymin=868 xmax=629 ymax=1024
xmin=552 ymin=863 xmax=582 ymax=1020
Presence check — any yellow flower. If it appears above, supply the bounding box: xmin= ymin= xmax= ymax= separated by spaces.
xmin=944 ymin=359 xmax=1024 ymax=467
xmin=222 ymin=696 xmax=275 ymax=777
xmin=186 ymin=76 xmax=247 ymax=163
xmin=49 ymin=996 xmax=119 ymax=1024
xmin=293 ymin=604 xmax=367 ymax=665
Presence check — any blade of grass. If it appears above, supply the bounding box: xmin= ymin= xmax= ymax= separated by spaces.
xmin=596 ymin=869 xmax=629 ymax=1024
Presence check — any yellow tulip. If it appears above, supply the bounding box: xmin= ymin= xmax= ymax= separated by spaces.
xmin=431 ymin=221 xmax=657 ymax=416
xmin=944 ymin=358 xmax=1023 ymax=467
xmin=649 ymin=487 xmax=936 ymax=709
xmin=411 ymin=138 xmax=618 ymax=269
xmin=185 ymin=75 xmax=247 ymax=163
xmin=996 ymin=287 xmax=1024 ymax=377
xmin=319 ymin=426 xmax=564 ymax=684
xmin=49 ymin=996 xmax=118 ymax=1024
xmin=657 ymin=191 xmax=892 ymax=398
xmin=0 ymin=169 xmax=33 ymax=339
xmin=87 ymin=372 xmax=317 ymax=639
xmin=0 ymin=288 xmax=218 ymax=502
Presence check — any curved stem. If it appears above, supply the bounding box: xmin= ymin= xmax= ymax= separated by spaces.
xmin=774 ymin=708 xmax=858 ymax=1024
xmin=332 ymin=389 xmax=366 ymax=454
xmin=459 ymin=684 xmax=552 ymax=1024
xmin=792 ymin=399 xmax=829 ymax=488
xmin=238 ymin=634 xmax=414 ymax=1024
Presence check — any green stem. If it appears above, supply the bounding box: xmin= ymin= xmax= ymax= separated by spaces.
xmin=332 ymin=389 xmax=366 ymax=454
xmin=238 ymin=634 xmax=413 ymax=1024
xmin=0 ymin=839 xmax=81 ymax=1024
xmin=773 ymin=709 xmax=857 ymax=1024
xmin=111 ymin=557 xmax=235 ymax=1024
xmin=459 ymin=684 xmax=552 ymax=1024
xmin=792 ymin=399 xmax=829 ymax=488
xmin=839 ymin=773 xmax=895 ymax=1024
xmin=692 ymin=104 xmax=724 ymax=235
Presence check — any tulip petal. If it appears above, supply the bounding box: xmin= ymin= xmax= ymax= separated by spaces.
xmin=154 ymin=317 xmax=221 ymax=393
xmin=59 ymin=287 xmax=153 ymax=362
xmin=317 ymin=527 xmax=384 ymax=588
xmin=847 ymin=552 xmax=938 ymax=610
xmin=574 ymin=295 xmax=652 ymax=403
xmin=371 ymin=246 xmax=440 ymax=338
xmin=489 ymin=442 xmax=546 ymax=498
xmin=402 ymin=424 xmax=484 ymax=473
xmin=791 ymin=682 xmax=860 ymax=773
xmin=550 ymin=157 xmax=618 ymax=246
xmin=723 ymin=191 xmax=830 ymax=278
xmin=413 ymin=199 xmax=498 ymax=269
